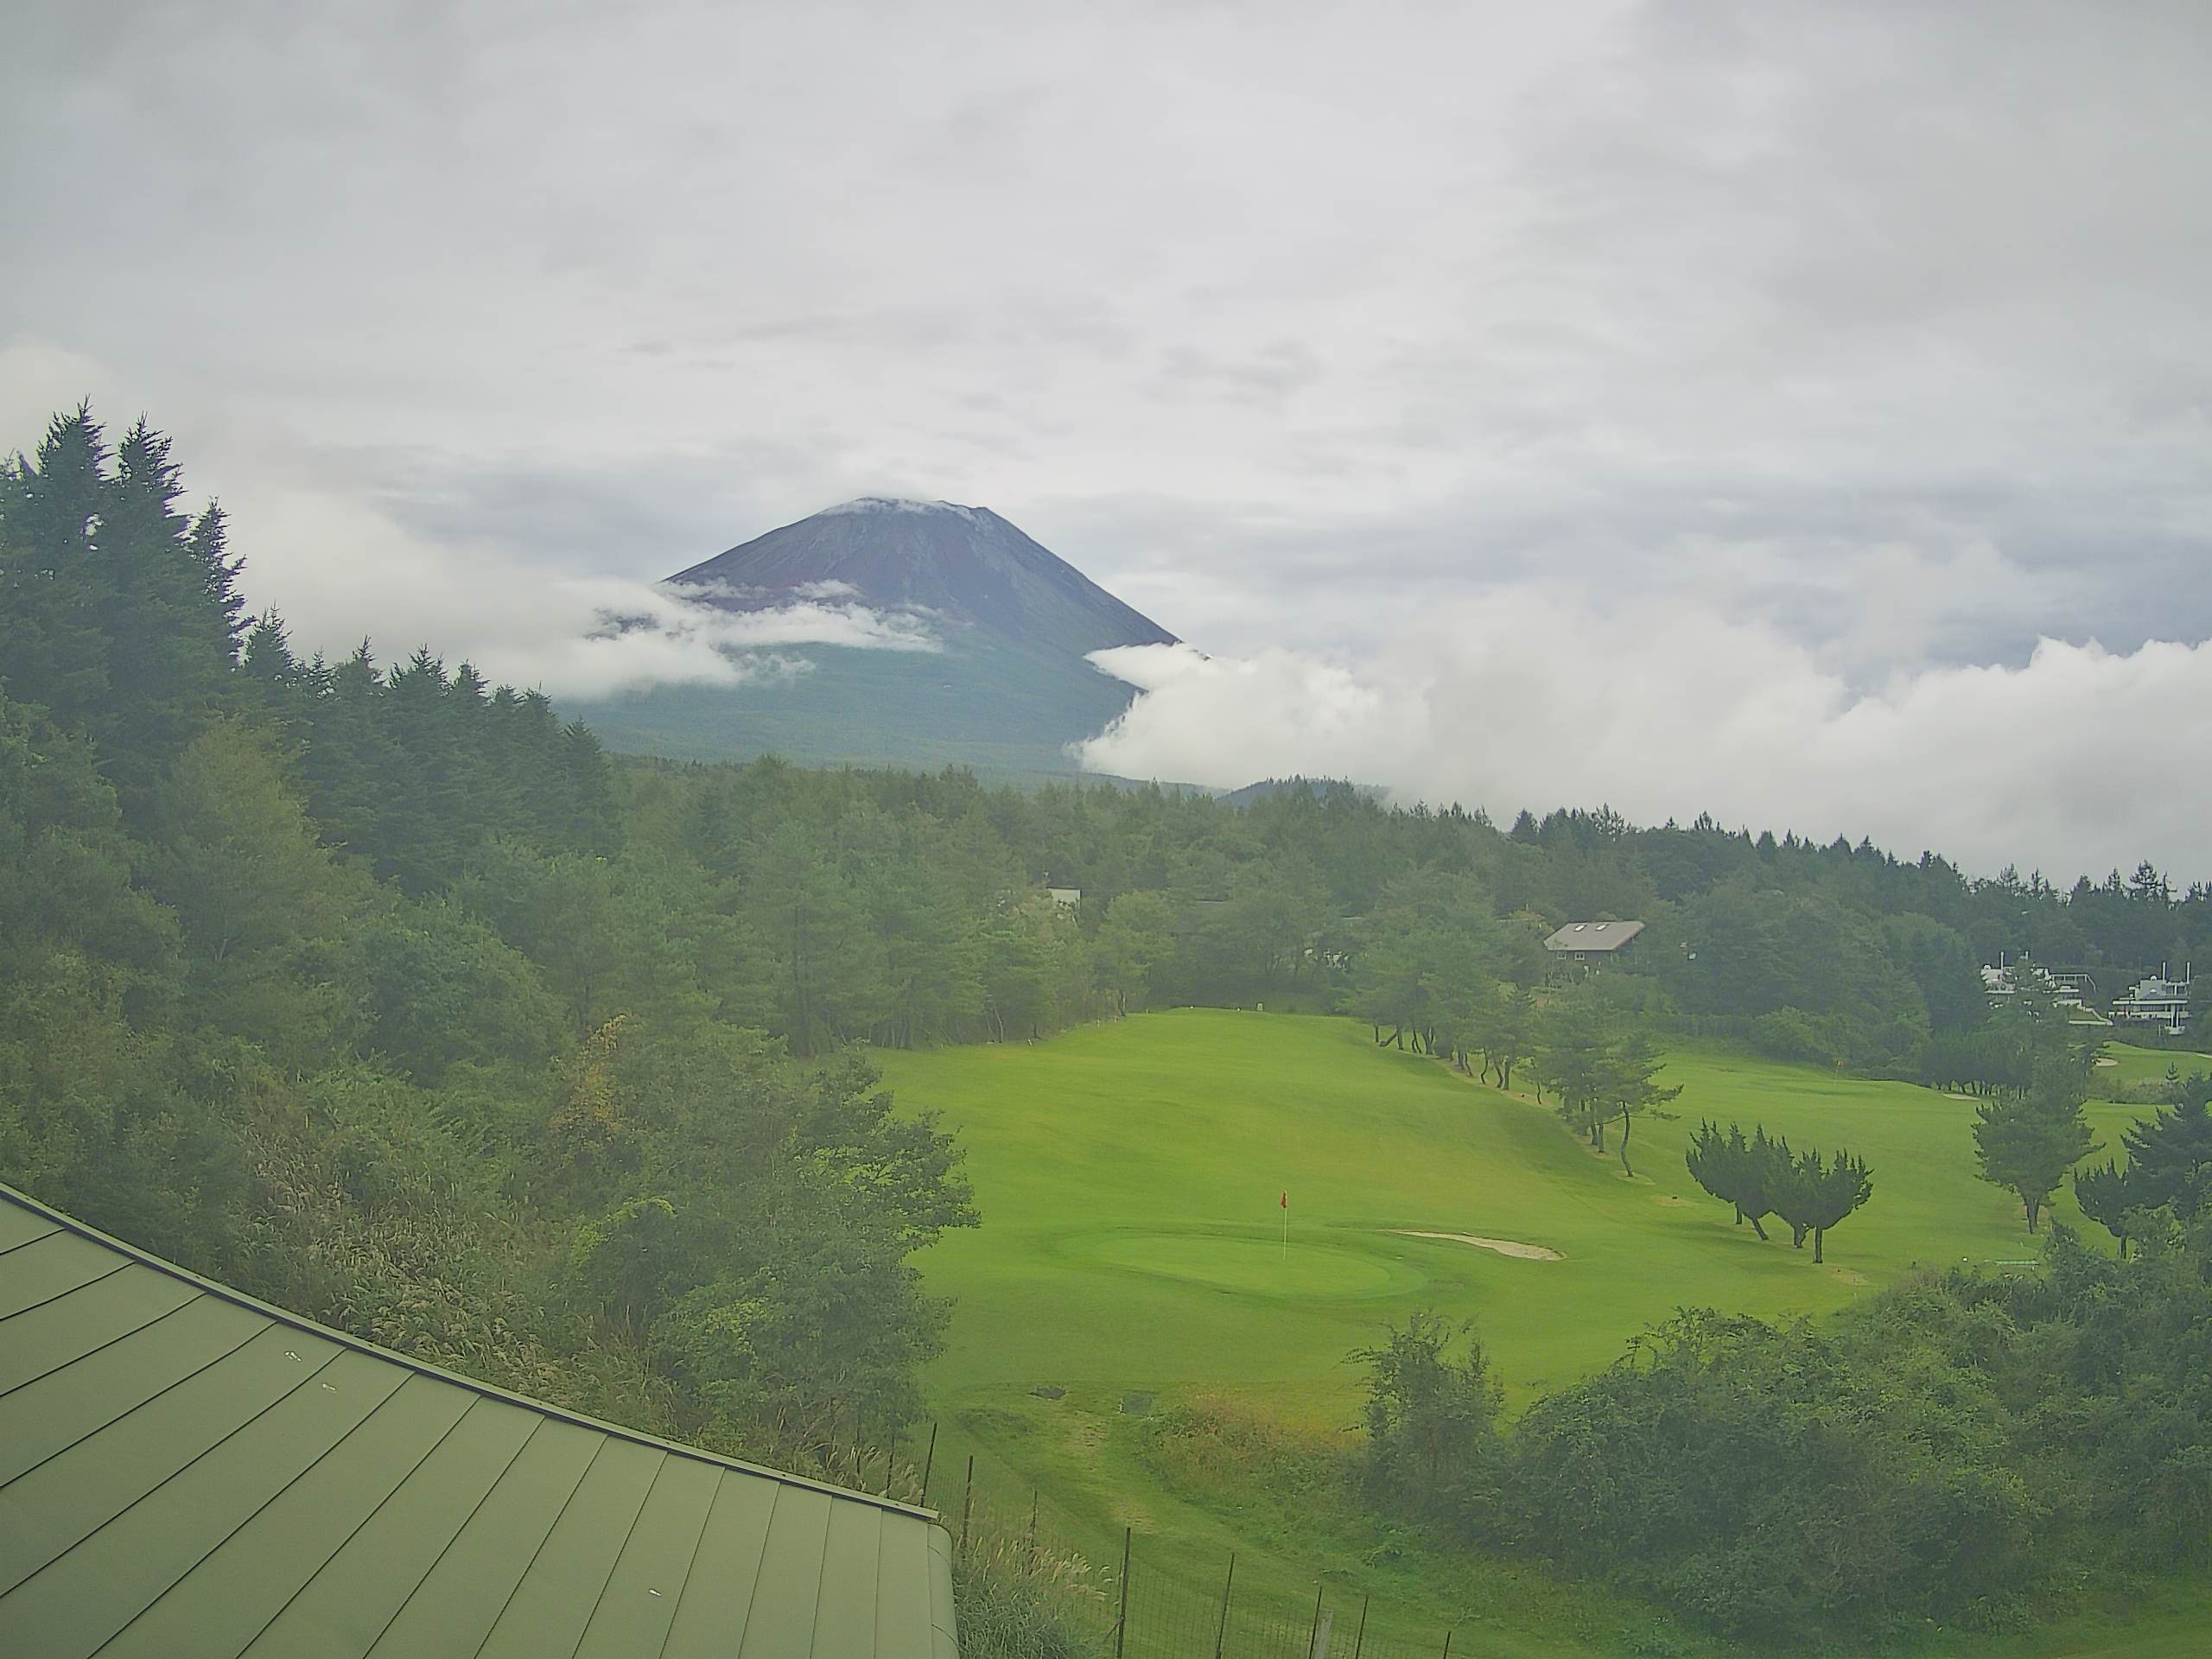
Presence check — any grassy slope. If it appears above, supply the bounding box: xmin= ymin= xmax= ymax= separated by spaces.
xmin=881 ymin=1011 xmax=2208 ymax=1656
xmin=2094 ymin=1039 xmax=2212 ymax=1096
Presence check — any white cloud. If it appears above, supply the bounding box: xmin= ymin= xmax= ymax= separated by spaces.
xmin=0 ymin=337 xmax=941 ymax=701
xmin=251 ymin=532 xmax=943 ymax=701
xmin=5 ymin=3 xmax=2211 ymax=880
xmin=1079 ymin=601 xmax=2212 ymax=882
xmin=529 ymin=581 xmax=941 ymax=700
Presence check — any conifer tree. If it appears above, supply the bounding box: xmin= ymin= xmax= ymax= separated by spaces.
xmin=1974 ymin=1061 xmax=2098 ymax=1232
xmin=1686 ymin=1120 xmax=1741 ymax=1223
xmin=2118 ymin=1086 xmax=2212 ymax=1219
xmin=96 ymin=420 xmax=246 ymax=802
xmin=1532 ymin=992 xmax=1614 ymax=1147
xmin=1771 ymin=1145 xmax=1874 ymax=1262
xmin=1598 ymin=1028 xmax=1681 ymax=1177
xmin=1483 ymin=985 xmax=1537 ymax=1090
xmin=2073 ymin=1160 xmax=2137 ymax=1256
xmin=0 ymin=407 xmax=114 ymax=726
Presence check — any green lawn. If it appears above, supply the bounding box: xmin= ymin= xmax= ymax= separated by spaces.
xmin=879 ymin=1011 xmax=2196 ymax=1656
xmin=2094 ymin=1039 xmax=2212 ymax=1096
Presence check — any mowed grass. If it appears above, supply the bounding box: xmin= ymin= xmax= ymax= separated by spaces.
xmin=879 ymin=1011 xmax=2191 ymax=1656
xmin=887 ymin=1010 xmax=2139 ymax=1409
xmin=2094 ymin=1039 xmax=2212 ymax=1096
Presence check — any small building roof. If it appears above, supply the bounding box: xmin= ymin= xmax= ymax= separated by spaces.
xmin=1543 ymin=919 xmax=1646 ymax=954
xmin=0 ymin=1180 xmax=956 ymax=1659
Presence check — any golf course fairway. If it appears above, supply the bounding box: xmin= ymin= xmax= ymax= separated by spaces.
xmin=878 ymin=1008 xmax=2204 ymax=1657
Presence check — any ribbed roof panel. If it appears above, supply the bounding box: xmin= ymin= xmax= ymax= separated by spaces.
xmin=0 ymin=1182 xmax=957 ymax=1658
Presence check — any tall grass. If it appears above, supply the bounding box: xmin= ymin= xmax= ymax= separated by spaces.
xmin=953 ymin=1529 xmax=1109 ymax=1659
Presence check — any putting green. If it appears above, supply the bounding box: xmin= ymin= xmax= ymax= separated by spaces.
xmin=879 ymin=1011 xmax=2168 ymax=1657
xmin=1068 ymin=1229 xmax=1421 ymax=1299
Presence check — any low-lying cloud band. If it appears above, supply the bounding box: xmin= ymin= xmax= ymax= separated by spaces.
xmin=1080 ymin=599 xmax=2212 ymax=883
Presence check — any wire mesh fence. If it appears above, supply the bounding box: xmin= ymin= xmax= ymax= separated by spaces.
xmin=867 ymin=1421 xmax=1462 ymax=1659
xmin=1115 ymin=1554 xmax=1456 ymax=1659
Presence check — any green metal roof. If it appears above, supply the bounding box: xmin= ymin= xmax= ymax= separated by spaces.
xmin=0 ymin=1182 xmax=957 ymax=1659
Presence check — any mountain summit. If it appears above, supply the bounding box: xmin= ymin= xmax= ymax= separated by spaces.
xmin=667 ymin=498 xmax=1176 ymax=659
xmin=568 ymin=499 xmax=1179 ymax=782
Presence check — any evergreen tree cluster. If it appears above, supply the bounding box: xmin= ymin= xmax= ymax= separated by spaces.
xmin=1685 ymin=1122 xmax=1874 ymax=1262
xmin=0 ymin=411 xmax=973 ymax=1469
xmin=2073 ymin=1068 xmax=2212 ymax=1256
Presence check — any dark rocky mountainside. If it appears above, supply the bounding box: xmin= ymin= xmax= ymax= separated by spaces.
xmin=568 ymin=498 xmax=1181 ymax=783
xmin=669 ymin=497 xmax=1177 ymax=658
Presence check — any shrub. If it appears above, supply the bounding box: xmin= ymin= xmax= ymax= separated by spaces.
xmin=1352 ymin=1312 xmax=1504 ymax=1529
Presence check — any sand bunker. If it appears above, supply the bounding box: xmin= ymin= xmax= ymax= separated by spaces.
xmin=1388 ymin=1230 xmax=1563 ymax=1262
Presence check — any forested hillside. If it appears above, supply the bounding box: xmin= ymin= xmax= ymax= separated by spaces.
xmin=0 ymin=412 xmax=973 ymax=1470
xmin=4 ymin=409 xmax=2210 ymax=1506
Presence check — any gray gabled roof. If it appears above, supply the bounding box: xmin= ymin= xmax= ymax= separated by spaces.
xmin=0 ymin=1181 xmax=957 ymax=1659
xmin=1542 ymin=919 xmax=1646 ymax=953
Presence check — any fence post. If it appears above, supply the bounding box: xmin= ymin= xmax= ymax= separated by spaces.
xmin=959 ymin=1456 xmax=975 ymax=1555
xmin=921 ymin=1421 xmax=938 ymax=1505
xmin=1306 ymin=1584 xmax=1324 ymax=1658
xmin=1213 ymin=1553 xmax=1236 ymax=1659
xmin=1351 ymin=1593 xmax=1368 ymax=1659
xmin=1027 ymin=1489 xmax=1039 ymax=1573
xmin=1114 ymin=1526 xmax=1131 ymax=1659
xmin=883 ymin=1425 xmax=898 ymax=1499
xmin=1440 ymin=1629 xmax=1453 ymax=1659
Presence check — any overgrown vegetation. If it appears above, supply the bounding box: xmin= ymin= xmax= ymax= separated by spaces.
xmin=1358 ymin=1217 xmax=2212 ymax=1644
xmin=950 ymin=1533 xmax=1109 ymax=1659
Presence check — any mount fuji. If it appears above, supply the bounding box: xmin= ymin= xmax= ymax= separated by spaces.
xmin=566 ymin=498 xmax=1178 ymax=781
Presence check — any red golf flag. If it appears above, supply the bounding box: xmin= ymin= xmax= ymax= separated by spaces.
xmin=1280 ymin=1192 xmax=1288 ymax=1209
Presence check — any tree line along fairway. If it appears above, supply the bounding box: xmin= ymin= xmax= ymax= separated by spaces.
xmin=876 ymin=1008 xmax=2164 ymax=1652
xmin=883 ymin=1009 xmax=2146 ymax=1413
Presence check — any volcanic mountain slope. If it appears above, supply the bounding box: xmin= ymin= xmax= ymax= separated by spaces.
xmin=567 ymin=498 xmax=1179 ymax=781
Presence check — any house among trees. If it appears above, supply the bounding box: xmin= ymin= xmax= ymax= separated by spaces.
xmin=1981 ymin=957 xmax=2112 ymax=1025
xmin=1980 ymin=955 xmax=2080 ymax=1006
xmin=2110 ymin=969 xmax=2195 ymax=1034
xmin=1543 ymin=919 xmax=1645 ymax=970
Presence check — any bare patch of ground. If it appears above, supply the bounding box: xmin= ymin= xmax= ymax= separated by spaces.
xmin=1387 ymin=1230 xmax=1564 ymax=1262
xmin=1065 ymin=1414 xmax=1108 ymax=1459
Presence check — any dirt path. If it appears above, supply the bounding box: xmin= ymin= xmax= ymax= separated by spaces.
xmin=1386 ymin=1229 xmax=1564 ymax=1262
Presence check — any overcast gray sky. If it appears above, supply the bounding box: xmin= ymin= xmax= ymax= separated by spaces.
xmin=5 ymin=1 xmax=2210 ymax=879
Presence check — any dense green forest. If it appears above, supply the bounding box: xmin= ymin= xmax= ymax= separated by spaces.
xmin=0 ymin=412 xmax=975 ymax=1467
xmin=7 ymin=412 xmax=2212 ymax=1645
